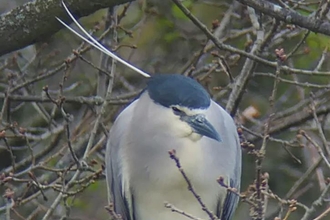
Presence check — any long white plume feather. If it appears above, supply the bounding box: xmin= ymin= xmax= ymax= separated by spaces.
xmin=56 ymin=1 xmax=150 ymax=78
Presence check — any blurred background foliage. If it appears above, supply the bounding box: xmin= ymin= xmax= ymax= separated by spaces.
xmin=1 ymin=0 xmax=330 ymax=219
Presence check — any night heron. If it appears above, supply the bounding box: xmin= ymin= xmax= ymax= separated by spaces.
xmin=57 ymin=2 xmax=241 ymax=220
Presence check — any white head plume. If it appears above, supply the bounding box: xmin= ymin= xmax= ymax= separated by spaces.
xmin=56 ymin=1 xmax=150 ymax=78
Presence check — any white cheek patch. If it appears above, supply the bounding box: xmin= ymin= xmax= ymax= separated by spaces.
xmin=174 ymin=120 xmax=202 ymax=142
xmin=174 ymin=120 xmax=193 ymax=137
xmin=189 ymin=133 xmax=202 ymax=142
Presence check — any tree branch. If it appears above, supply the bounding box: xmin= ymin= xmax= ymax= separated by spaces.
xmin=236 ymin=0 xmax=330 ymax=36
xmin=0 ymin=0 xmax=133 ymax=56
xmin=248 ymin=104 xmax=330 ymax=142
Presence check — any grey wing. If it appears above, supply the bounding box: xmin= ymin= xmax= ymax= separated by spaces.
xmin=221 ymin=121 xmax=241 ymax=220
xmin=209 ymin=101 xmax=242 ymax=220
xmin=220 ymin=178 xmax=240 ymax=220
xmin=106 ymin=101 xmax=138 ymax=220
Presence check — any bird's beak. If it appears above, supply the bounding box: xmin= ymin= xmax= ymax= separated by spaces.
xmin=181 ymin=114 xmax=221 ymax=142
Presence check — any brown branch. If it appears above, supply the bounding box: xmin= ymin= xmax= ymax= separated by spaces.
xmin=301 ymin=183 xmax=330 ymax=220
xmin=247 ymin=103 xmax=330 ymax=143
xmin=0 ymin=0 xmax=133 ymax=56
xmin=314 ymin=206 xmax=330 ymax=220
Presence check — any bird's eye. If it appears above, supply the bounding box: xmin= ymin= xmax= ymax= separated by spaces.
xmin=171 ymin=107 xmax=183 ymax=115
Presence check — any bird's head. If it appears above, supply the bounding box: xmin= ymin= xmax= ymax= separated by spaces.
xmin=146 ymin=74 xmax=221 ymax=142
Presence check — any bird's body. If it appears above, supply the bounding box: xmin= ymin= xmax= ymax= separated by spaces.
xmin=106 ymin=74 xmax=241 ymax=220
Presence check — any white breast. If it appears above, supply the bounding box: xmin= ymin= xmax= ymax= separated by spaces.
xmin=119 ymin=93 xmax=233 ymax=220
xmin=123 ymin=137 xmax=226 ymax=220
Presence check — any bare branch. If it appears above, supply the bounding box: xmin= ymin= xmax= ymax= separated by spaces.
xmin=236 ymin=0 xmax=330 ymax=36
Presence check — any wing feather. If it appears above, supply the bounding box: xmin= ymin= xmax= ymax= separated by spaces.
xmin=221 ymin=128 xmax=241 ymax=220
xmin=220 ymin=178 xmax=240 ymax=220
xmin=209 ymin=101 xmax=241 ymax=220
xmin=106 ymin=101 xmax=138 ymax=220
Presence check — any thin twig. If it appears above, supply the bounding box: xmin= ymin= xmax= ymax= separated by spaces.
xmin=164 ymin=202 xmax=205 ymax=220
xmin=168 ymin=150 xmax=219 ymax=220
xmin=300 ymin=130 xmax=330 ymax=169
